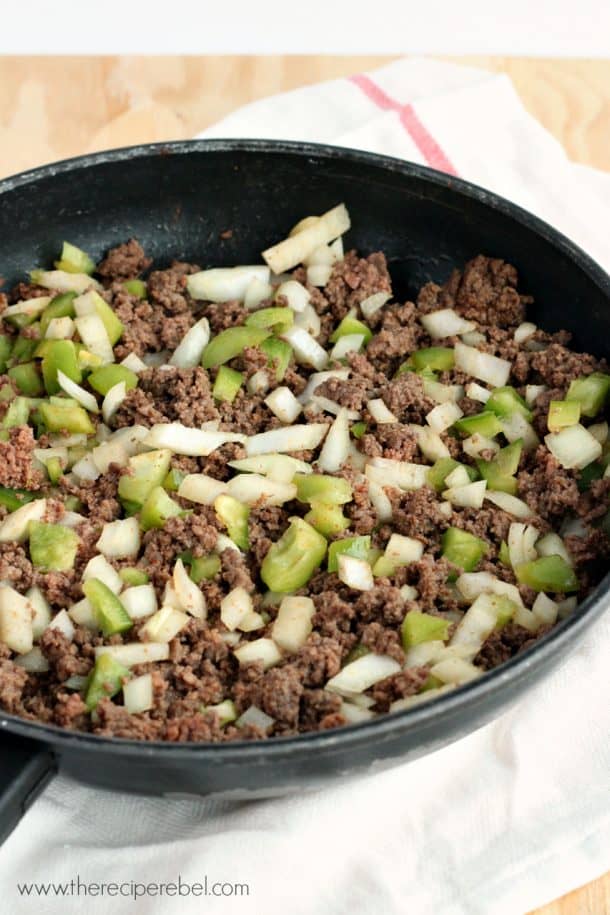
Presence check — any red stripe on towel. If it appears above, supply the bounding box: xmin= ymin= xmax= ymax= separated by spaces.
xmin=350 ymin=73 xmax=458 ymax=176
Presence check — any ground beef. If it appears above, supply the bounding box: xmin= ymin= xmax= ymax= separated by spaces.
xmin=291 ymin=633 xmax=343 ymax=687
xmin=451 ymin=256 xmax=528 ymax=327
xmin=315 ymin=376 xmax=369 ymax=411
xmin=517 ymin=446 xmax=580 ymax=521
xmin=200 ymin=299 xmax=247 ymax=333
xmin=248 ymin=505 xmax=289 ymax=564
xmin=61 ymin=466 xmax=123 ymax=523
xmin=323 ymin=251 xmax=392 ymax=321
xmin=0 ymin=542 xmax=34 ymax=589
xmin=218 ymin=390 xmax=277 ymax=435
xmin=97 ymin=239 xmax=151 ymax=281
xmin=142 ymin=513 xmax=219 ymax=589
xmin=389 ymin=487 xmax=450 ymax=546
xmin=370 ymin=667 xmax=429 ymax=712
xmin=0 ymin=426 xmax=43 ymax=489
xmin=529 ymin=344 xmax=600 ymax=388
xmin=359 ymin=622 xmax=405 ymax=663
xmin=345 ymin=477 xmax=378 ymax=535
xmin=474 ymin=623 xmax=539 ymax=669
xmin=147 ymin=261 xmax=200 ymax=315
xmin=115 ymin=366 xmax=218 ymax=428
xmin=39 ymin=627 xmax=92 ymax=681
xmin=110 ymin=287 xmax=165 ymax=358
xmin=381 ymin=373 xmax=435 ymax=424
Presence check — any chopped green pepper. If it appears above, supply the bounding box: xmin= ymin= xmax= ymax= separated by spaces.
xmin=1 ymin=397 xmax=31 ymax=430
xmin=548 ymin=400 xmax=581 ymax=433
xmin=140 ymin=485 xmax=184 ymax=531
xmin=212 ymin=365 xmax=244 ymax=403
xmin=261 ymin=517 xmax=327 ymax=592
xmin=214 ymin=494 xmax=250 ymax=550
xmin=10 ymin=336 xmax=38 ymax=364
xmin=441 ymin=527 xmax=487 ymax=572
xmin=566 ymin=372 xmax=610 ymax=418
xmin=45 ymin=456 xmax=64 ymax=484
xmin=351 ymin=421 xmax=367 ymax=439
xmin=412 ymin=347 xmax=455 ymax=372
xmin=118 ymin=449 xmax=171 ymax=507
xmin=327 ymin=535 xmax=371 ymax=572
xmin=499 ymin=540 xmax=511 ymax=566
xmin=83 ymin=578 xmax=133 ymax=637
xmin=84 ymin=653 xmax=130 ymax=712
xmin=188 ymin=554 xmax=221 ymax=583
xmin=8 ymin=362 xmax=43 ymax=397
xmin=304 ymin=500 xmax=350 ymax=537
xmin=119 ymin=567 xmax=149 ymax=586
xmin=476 ymin=440 xmax=523 ymax=495
xmin=344 ymin=643 xmax=370 ymax=665
xmin=163 ymin=468 xmax=186 ymax=492
xmin=123 ymin=279 xmax=147 ymax=299
xmin=0 ymin=335 xmax=13 ymax=373
xmin=38 ymin=400 xmax=95 ymax=435
xmin=88 ymin=364 xmax=138 ymax=396
xmin=486 ymin=386 xmax=532 ymax=420
xmin=201 ymin=326 xmax=270 ymax=369
xmin=0 ymin=486 xmax=38 ymax=512
xmin=29 ymin=521 xmax=79 ymax=571
xmin=493 ymin=595 xmax=518 ymax=628
xmin=245 ymin=307 xmax=294 ymax=332
xmin=515 ymin=555 xmax=578 ymax=593
xmin=294 ymin=473 xmax=352 ymax=505
xmin=55 ymin=241 xmax=95 ymax=275
xmin=39 ymin=292 xmax=77 ymax=337
xmin=329 ymin=315 xmax=373 ymax=345
xmin=401 ymin=611 xmax=450 ymax=649
xmin=454 ymin=411 xmax=504 ymax=438
xmin=41 ymin=340 xmax=82 ymax=394
xmin=577 ymin=462 xmax=604 ymax=492
xmin=260 ymin=336 xmax=292 ymax=381
xmin=427 ymin=458 xmax=478 ymax=492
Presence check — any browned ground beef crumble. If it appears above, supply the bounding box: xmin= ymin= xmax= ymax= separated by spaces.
xmin=0 ymin=237 xmax=608 ymax=744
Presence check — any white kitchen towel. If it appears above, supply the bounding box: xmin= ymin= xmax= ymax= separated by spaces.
xmin=3 ymin=58 xmax=610 ymax=915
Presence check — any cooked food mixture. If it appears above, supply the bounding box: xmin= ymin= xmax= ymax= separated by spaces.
xmin=0 ymin=204 xmax=608 ymax=742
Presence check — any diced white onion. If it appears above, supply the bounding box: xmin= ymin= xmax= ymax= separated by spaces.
xmin=272 ymin=596 xmax=315 ymax=653
xmin=449 ymin=593 xmax=504 ymax=658
xmin=338 ymin=555 xmax=374 ymax=591
xmin=0 ymin=499 xmax=47 ymax=544
xmin=424 ymin=379 xmax=464 ymax=404
xmin=307 ymin=264 xmax=333 ymax=287
xmin=514 ymin=322 xmax=537 ymax=343
xmin=229 ymin=453 xmax=310 ymax=483
xmin=96 ymin=517 xmax=141 ymax=559
xmin=444 ymin=465 xmax=471 ymax=489
xmin=56 ymin=370 xmax=99 ymax=413
xmin=74 ymin=313 xmax=114 ymax=364
xmin=426 ymin=401 xmax=463 ymax=434
xmin=4 ymin=295 xmax=52 ymax=318
xmin=263 ymin=204 xmax=350 ymax=274
xmin=236 ymin=705 xmax=275 ymax=731
xmin=415 ymin=426 xmax=450 ymax=461
xmin=485 ymin=490 xmax=533 ymax=519
xmin=72 ymin=454 xmax=101 ymax=481
xmin=360 ymin=292 xmax=391 ymax=319
xmin=14 ymin=646 xmax=50 ymax=673
xmin=121 ymin=352 xmax=147 ymax=373
xmin=304 ymin=244 xmax=334 ymax=267
xmin=179 ymin=473 xmax=228 ymax=505
xmin=317 ymin=408 xmax=350 ymax=473
xmin=430 ymin=657 xmax=482 ymax=685
xmin=172 ymin=558 xmax=206 ymax=620
xmin=275 ymin=280 xmax=310 ymax=313
xmin=299 ymin=369 xmax=349 ymax=405
xmin=107 ymin=425 xmax=149 ymax=456
xmin=532 ymin=592 xmax=559 ymax=626
xmin=465 ymin=382 xmax=490 ymax=403
xmin=331 ymin=334 xmax=365 ymax=361
xmin=454 ymin=341 xmax=511 ymax=387
xmin=545 ymin=424 xmax=602 ymax=470
xmin=68 ymin=597 xmax=98 ymax=629
xmin=365 ymin=457 xmax=427 ymax=491
xmin=309 ymin=395 xmax=360 ymax=422
xmin=293 ymin=302 xmax=321 ymax=337
xmin=234 ymin=638 xmax=282 ymax=670
xmin=102 ymin=381 xmax=127 ymax=424
xmin=536 ymin=532 xmax=572 ymax=566
xmin=508 ymin=522 xmax=539 ymax=568
xmin=367 ymin=398 xmax=398 ymax=424
xmin=460 ymin=331 xmax=486 ymax=346
xmin=390 ymin=685 xmax=455 ymax=712
xmin=0 ymin=586 xmax=34 ymax=654
xmin=95 ymin=642 xmax=170 ymax=666
xmin=123 ymin=673 xmax=153 ymax=714
xmin=367 ymin=480 xmax=393 ymax=522
xmin=329 ymin=237 xmax=344 ymax=261
xmin=121 ymin=584 xmax=158 ymax=620
xmin=26 ymin=586 xmax=52 ymax=639
xmin=141 ymin=607 xmax=190 ymax=642
xmin=443 ymin=480 xmax=487 ymax=509
xmin=525 ymin=384 xmax=547 ymax=406
xmin=34 ymin=271 xmax=102 ymax=293
xmin=244 ymin=277 xmax=273 ymax=310
xmin=462 ymin=433 xmax=500 ymax=458
xmin=501 ymin=412 xmax=539 ymax=450
xmin=456 ymin=572 xmax=523 ymax=607
xmin=220 ymin=586 xmax=253 ymax=632
xmin=512 ymin=604 xmax=540 ymax=632
xmin=588 ymin=421 xmax=608 ymax=445
xmin=384 ymin=533 xmax=424 ymax=565
xmin=399 ymin=584 xmax=419 ymax=602
xmin=227 ymin=473 xmax=296 ymax=507
xmin=421 ymin=308 xmax=476 ymax=338
xmin=265 ymin=386 xmax=302 ymax=424
xmin=326 ymin=653 xmax=400 ymax=696
xmin=91 ymin=440 xmax=129 ymax=474
xmin=237 ymin=611 xmax=265 ymax=632
xmin=216 ymin=533 xmax=242 ymax=553
xmin=246 ymin=370 xmax=270 ymax=395
xmin=557 ymin=596 xmax=577 ymax=619
xmin=169 ymin=317 xmax=210 ymax=368
xmin=280 ymin=325 xmax=328 ymax=370
xmin=47 ymin=609 xmax=75 ymax=642
xmin=82 ymin=554 xmax=123 ymax=594
xmin=45 ymin=316 xmax=75 ymax=339
xmin=187 ymin=266 xmax=270 ymax=303
xmin=144 ymin=422 xmax=245 ymax=456
xmin=246 ymin=423 xmax=328 ymax=456
xmin=341 ymin=700 xmax=376 ymax=723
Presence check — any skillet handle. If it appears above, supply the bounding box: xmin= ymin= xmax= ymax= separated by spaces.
xmin=0 ymin=735 xmax=56 ymax=845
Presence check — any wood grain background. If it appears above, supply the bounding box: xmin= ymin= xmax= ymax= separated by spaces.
xmin=0 ymin=55 xmax=608 ymax=914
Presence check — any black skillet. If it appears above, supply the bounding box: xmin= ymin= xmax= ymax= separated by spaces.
xmin=0 ymin=140 xmax=608 ymax=845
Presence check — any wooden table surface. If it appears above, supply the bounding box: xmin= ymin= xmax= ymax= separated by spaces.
xmin=0 ymin=55 xmax=608 ymax=914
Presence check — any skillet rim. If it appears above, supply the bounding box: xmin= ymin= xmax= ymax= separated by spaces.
xmin=0 ymin=137 xmax=608 ymax=760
